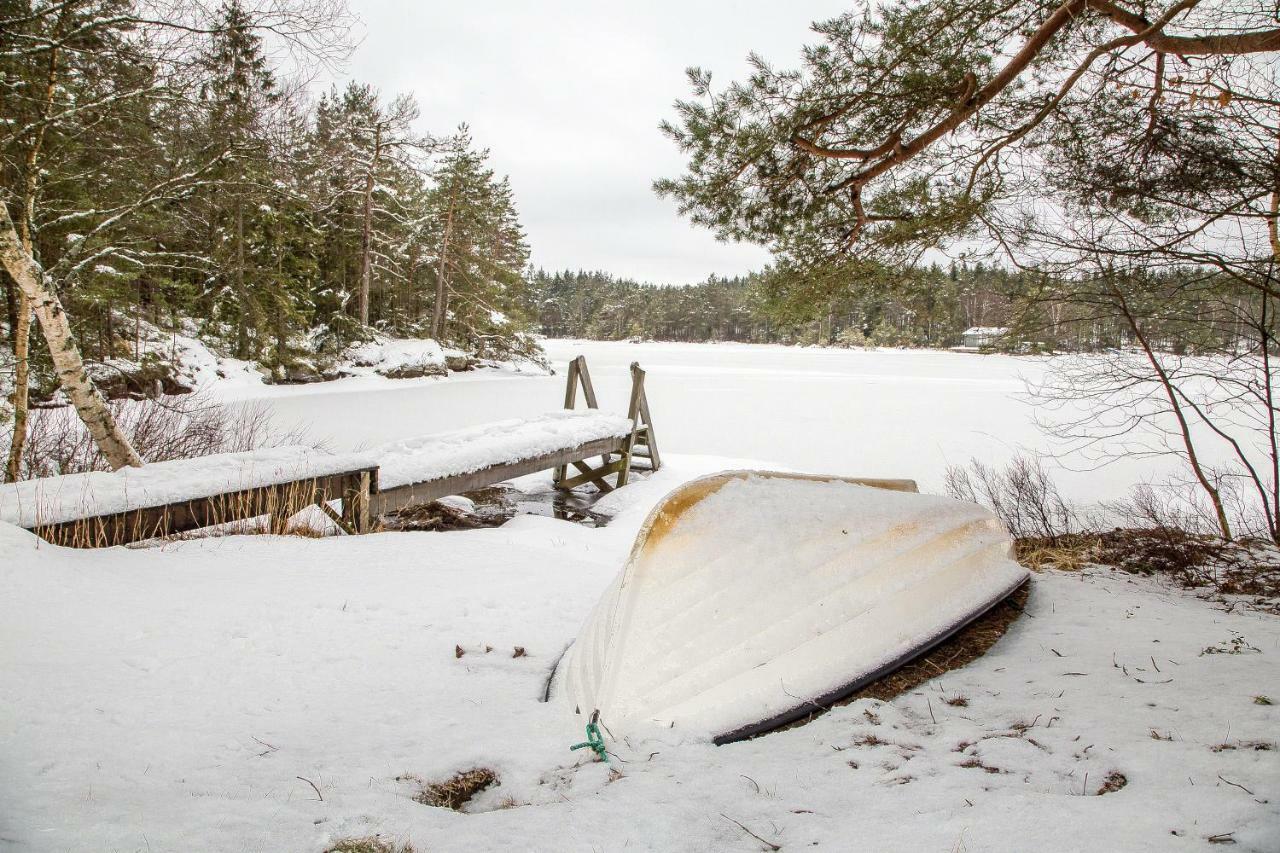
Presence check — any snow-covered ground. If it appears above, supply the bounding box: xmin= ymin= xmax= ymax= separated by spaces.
xmin=3 ymin=339 xmax=1277 ymax=851
xmin=207 ymin=335 xmax=549 ymax=402
xmin=2 ymin=456 xmax=1277 ymax=852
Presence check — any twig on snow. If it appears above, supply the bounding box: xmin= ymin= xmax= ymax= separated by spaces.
xmin=1217 ymin=775 xmax=1255 ymax=796
xmin=296 ymin=775 xmax=324 ymax=801
xmin=720 ymin=813 xmax=780 ymax=851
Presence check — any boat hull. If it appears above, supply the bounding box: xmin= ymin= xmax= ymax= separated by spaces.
xmin=557 ymin=471 xmax=1031 ymax=744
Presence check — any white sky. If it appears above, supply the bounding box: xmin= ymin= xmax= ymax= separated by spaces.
xmin=324 ymin=1 xmax=852 ymax=284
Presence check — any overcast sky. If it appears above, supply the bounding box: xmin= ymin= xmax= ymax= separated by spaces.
xmin=323 ymin=1 xmax=851 ymax=284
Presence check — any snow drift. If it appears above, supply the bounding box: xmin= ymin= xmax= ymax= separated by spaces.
xmin=556 ymin=471 xmax=1030 ymax=744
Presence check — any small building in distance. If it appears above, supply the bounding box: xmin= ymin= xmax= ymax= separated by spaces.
xmin=954 ymin=326 xmax=1009 ymax=352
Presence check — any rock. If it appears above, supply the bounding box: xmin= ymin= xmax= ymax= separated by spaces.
xmin=444 ymin=354 xmax=477 ymax=372
xmin=379 ymin=359 xmax=448 ymax=379
xmin=88 ymin=360 xmax=195 ymax=400
xmin=268 ymin=359 xmax=326 ymax=385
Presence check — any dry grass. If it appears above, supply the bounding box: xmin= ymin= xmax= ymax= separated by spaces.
xmin=11 ymin=391 xmax=307 ymax=480
xmin=406 ymin=768 xmax=499 ymax=811
xmin=1016 ymin=528 xmax=1280 ymax=612
xmin=1014 ymin=533 xmax=1099 ymax=572
xmin=30 ymin=476 xmax=360 ymax=548
xmin=9 ymin=390 xmax=343 ymax=547
xmin=1095 ymin=771 xmax=1128 ymax=795
xmin=958 ymin=757 xmax=1004 ymax=775
xmin=1210 ymin=740 xmax=1274 ymax=753
xmin=324 ymin=838 xmax=415 ymax=853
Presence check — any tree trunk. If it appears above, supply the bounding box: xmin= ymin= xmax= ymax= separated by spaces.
xmin=231 ymin=196 xmax=263 ymax=360
xmin=431 ymin=185 xmax=457 ymax=340
xmin=358 ymin=124 xmax=382 ymax=327
xmin=4 ymin=290 xmax=30 ymax=482
xmin=0 ymin=202 xmax=142 ymax=470
xmin=6 ymin=9 xmax=69 ymax=481
xmin=2 ymin=272 xmax=15 ymax=346
xmin=1112 ymin=283 xmax=1231 ymax=539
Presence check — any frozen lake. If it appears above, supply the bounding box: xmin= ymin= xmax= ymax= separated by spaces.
xmin=238 ymin=339 xmax=1175 ymax=503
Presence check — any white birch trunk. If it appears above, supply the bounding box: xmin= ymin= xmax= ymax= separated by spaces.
xmin=0 ymin=202 xmax=143 ymax=470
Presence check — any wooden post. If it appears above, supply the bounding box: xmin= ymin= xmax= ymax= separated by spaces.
xmin=563 ymin=355 xmax=600 ymax=409
xmin=341 ymin=469 xmax=373 ymax=534
xmin=627 ymin=361 xmax=661 ymax=473
xmin=555 ymin=355 xmax=602 ymax=486
xmin=617 ymin=366 xmax=642 ymax=487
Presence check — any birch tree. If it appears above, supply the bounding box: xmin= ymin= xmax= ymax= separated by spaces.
xmin=0 ymin=202 xmax=143 ymax=468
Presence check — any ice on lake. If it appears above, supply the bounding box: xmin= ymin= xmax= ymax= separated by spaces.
xmin=227 ymin=339 xmax=1193 ymax=504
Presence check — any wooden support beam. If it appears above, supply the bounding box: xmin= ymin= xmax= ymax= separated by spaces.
xmin=576 ymin=356 xmax=600 ymax=408
xmin=570 ymin=459 xmax=614 ymax=492
xmin=558 ymin=458 xmax=627 ymax=491
xmin=621 ymin=362 xmax=660 ymax=481
xmin=373 ymin=435 xmax=627 ymax=517
xmin=318 ymin=500 xmax=357 ymax=535
xmin=555 ymin=355 xmax=606 ymax=486
xmin=342 ymin=469 xmax=374 ymax=533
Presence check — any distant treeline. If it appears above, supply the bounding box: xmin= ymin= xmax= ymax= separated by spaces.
xmin=531 ymin=264 xmax=1034 ymax=348
xmin=530 ymin=265 xmax=1262 ymax=354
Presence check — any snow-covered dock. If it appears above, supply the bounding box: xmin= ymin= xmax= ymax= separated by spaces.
xmin=370 ymin=410 xmax=636 ymax=514
xmin=0 ymin=446 xmax=380 ymax=546
xmin=0 ymin=446 xmax=379 ymax=529
xmin=3 ymin=356 xmax=659 ymax=546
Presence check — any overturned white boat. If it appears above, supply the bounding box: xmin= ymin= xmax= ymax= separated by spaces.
xmin=555 ymin=471 xmax=1029 ymax=744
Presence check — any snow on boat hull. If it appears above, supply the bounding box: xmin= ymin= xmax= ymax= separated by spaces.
xmin=557 ymin=471 xmax=1030 ymax=744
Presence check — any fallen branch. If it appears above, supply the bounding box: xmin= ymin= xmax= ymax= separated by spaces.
xmin=1217 ymin=775 xmax=1255 ymax=796
xmin=720 ymin=813 xmax=780 ymax=851
xmin=296 ymin=775 xmax=324 ymax=801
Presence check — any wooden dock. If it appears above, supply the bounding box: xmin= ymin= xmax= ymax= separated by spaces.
xmin=25 ymin=466 xmax=377 ymax=548
xmin=11 ymin=356 xmax=659 ymax=547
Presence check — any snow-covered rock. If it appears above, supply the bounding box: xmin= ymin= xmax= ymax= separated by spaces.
xmin=83 ymin=318 xmax=227 ymax=399
xmin=345 ymin=337 xmax=452 ymax=379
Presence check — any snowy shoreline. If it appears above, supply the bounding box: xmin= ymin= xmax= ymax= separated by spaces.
xmin=2 ymin=455 xmax=1277 ymax=852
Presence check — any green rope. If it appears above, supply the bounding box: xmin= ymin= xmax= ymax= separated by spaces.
xmin=570 ymin=711 xmax=608 ymax=762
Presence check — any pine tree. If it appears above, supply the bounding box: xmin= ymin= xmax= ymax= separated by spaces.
xmin=197 ymin=0 xmax=280 ymax=360
xmin=423 ymin=129 xmax=530 ymax=348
